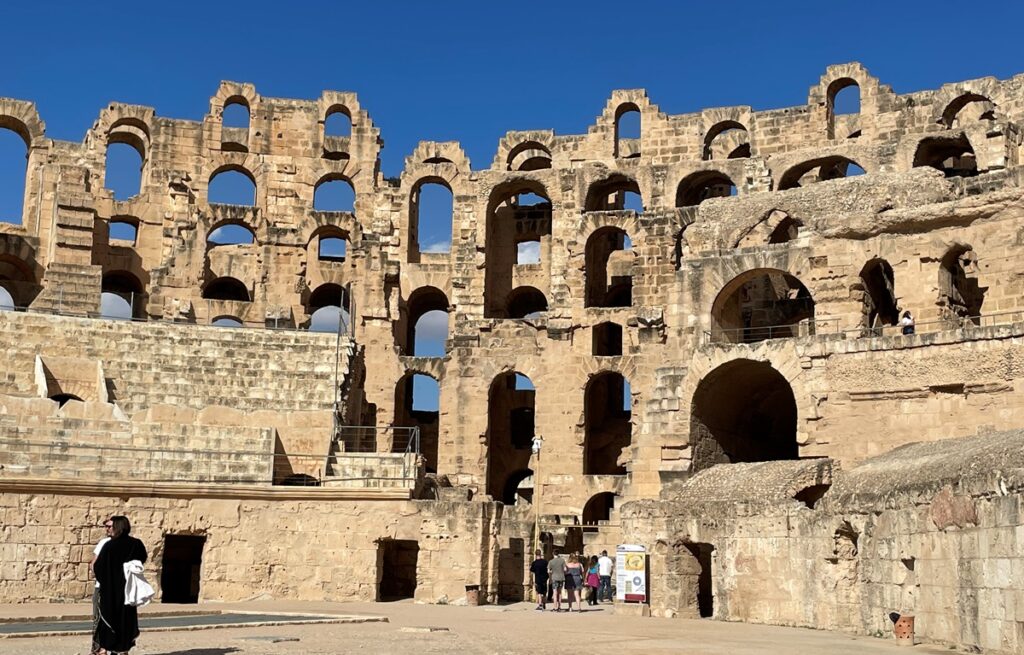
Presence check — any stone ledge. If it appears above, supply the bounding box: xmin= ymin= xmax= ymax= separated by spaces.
xmin=0 ymin=478 xmax=411 ymax=501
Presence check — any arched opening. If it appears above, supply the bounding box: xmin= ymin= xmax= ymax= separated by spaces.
xmin=486 ymin=372 xmax=536 ymax=499
xmin=584 ymin=372 xmax=631 ymax=475
xmin=221 ymin=99 xmax=250 ymax=152
xmin=675 ymin=171 xmax=736 ymax=208
xmin=941 ymin=94 xmax=996 ymax=129
xmin=401 ymin=286 xmax=449 ymax=356
xmin=100 ymin=271 xmax=144 ymax=320
xmin=409 ymin=179 xmax=453 ymax=260
xmin=105 ymin=142 xmax=144 ymax=200
xmin=394 ymin=372 xmax=440 ymax=472
xmin=485 ymin=182 xmax=551 ymax=317
xmin=314 ymin=176 xmax=356 ymax=212
xmin=507 ymin=141 xmax=552 ymax=171
xmin=710 ymin=269 xmax=815 ymax=343
xmin=614 ymin=104 xmax=641 ymax=158
xmin=585 ymin=175 xmax=642 ymax=213
xmin=211 ymin=316 xmax=243 ymax=328
xmin=0 ymin=125 xmax=29 ymax=225
xmin=585 ymin=227 xmax=633 ymax=308
xmin=913 ymin=135 xmax=978 ymax=178
xmin=0 ymin=285 xmax=14 ymax=310
xmin=318 ymin=235 xmax=347 ymax=261
xmin=703 ymin=122 xmax=750 ymax=160
xmin=778 ymin=157 xmax=865 ymax=190
xmin=203 ymin=277 xmax=250 ymax=302
xmin=0 ymin=253 xmax=37 ymax=308
xmin=768 ymin=216 xmax=802 ymax=244
xmin=207 ymin=223 xmax=255 ymax=246
xmin=500 ymin=469 xmax=534 ymax=506
xmin=827 ymin=79 xmax=860 ymax=139
xmin=208 ymin=168 xmax=256 ymax=206
xmin=690 ymin=359 xmax=798 ymax=472
xmin=858 ymin=259 xmax=898 ymax=333
xmin=324 ymin=106 xmax=352 ymax=137
xmin=108 ymin=217 xmax=139 ymax=245
xmin=939 ymin=245 xmax=985 ymax=324
xmin=593 ymin=321 xmax=623 ymax=356
xmin=507 ymin=286 xmax=547 ymax=319
xmin=582 ymin=492 xmax=616 ymax=531
xmin=308 ymin=283 xmax=349 ymax=333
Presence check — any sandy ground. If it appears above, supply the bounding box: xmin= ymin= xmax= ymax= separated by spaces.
xmin=0 ymin=599 xmax=963 ymax=655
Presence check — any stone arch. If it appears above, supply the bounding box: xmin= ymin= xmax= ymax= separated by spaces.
xmin=506 ymin=286 xmax=547 ymax=319
xmin=407 ymin=176 xmax=453 ymax=261
xmin=584 ymin=174 xmax=642 ymax=212
xmin=732 ymin=209 xmax=803 ymax=249
xmin=676 ymin=170 xmax=737 ymax=207
xmin=777 ymin=156 xmax=866 ymax=190
xmin=101 ymin=270 xmax=146 ymax=320
xmin=585 ymin=226 xmax=633 ymax=308
xmin=614 ymin=102 xmax=642 ymax=158
xmin=0 ymin=235 xmax=42 ymax=307
xmin=583 ymin=371 xmax=632 ymax=475
xmin=484 ymin=178 xmax=552 ymax=317
xmin=938 ymin=243 xmax=985 ymax=324
xmin=912 ymin=134 xmax=978 ymax=178
xmin=940 ymin=93 xmax=996 ymax=128
xmin=202 ymin=276 xmax=250 ymax=302
xmin=582 ymin=492 xmax=616 ymax=530
xmin=826 ymin=77 xmax=860 ymax=138
xmin=689 ymin=358 xmax=798 ymax=472
xmin=313 ymin=173 xmax=356 ymax=212
xmin=400 ymin=285 xmax=449 ymax=356
xmin=709 ymin=268 xmax=815 ymax=343
xmin=857 ymin=258 xmax=899 ymax=331
xmin=208 ymin=164 xmax=258 ymax=206
xmin=486 ymin=371 xmax=536 ymax=500
xmin=394 ymin=370 xmax=440 ymax=472
xmin=0 ymin=112 xmax=34 ymax=226
xmin=500 ymin=468 xmax=534 ymax=506
xmin=703 ymin=121 xmax=750 ymax=160
xmin=506 ymin=140 xmax=552 ymax=171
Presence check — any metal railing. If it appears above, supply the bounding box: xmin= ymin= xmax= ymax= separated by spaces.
xmin=330 ymin=425 xmax=421 ymax=481
xmin=0 ymin=435 xmax=421 ymax=487
xmin=703 ymin=310 xmax=1024 ymax=345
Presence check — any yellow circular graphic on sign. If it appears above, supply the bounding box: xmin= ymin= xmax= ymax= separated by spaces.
xmin=625 ymin=554 xmax=644 ymax=571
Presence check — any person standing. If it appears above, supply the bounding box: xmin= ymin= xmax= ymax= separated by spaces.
xmin=90 ymin=519 xmax=113 ymax=655
xmin=564 ymin=554 xmax=584 ymax=612
xmin=547 ymin=549 xmax=567 ymax=612
xmin=900 ymin=311 xmax=916 ymax=335
xmin=529 ymin=550 xmax=549 ymax=611
xmin=93 ymin=516 xmax=148 ymax=654
xmin=585 ymin=555 xmax=601 ymax=606
xmin=597 ymin=550 xmax=614 ymax=602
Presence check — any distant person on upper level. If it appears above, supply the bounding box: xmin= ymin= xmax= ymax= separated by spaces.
xmin=900 ymin=311 xmax=916 ymax=335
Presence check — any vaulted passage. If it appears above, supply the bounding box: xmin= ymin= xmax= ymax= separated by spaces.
xmin=690 ymin=359 xmax=797 ymax=472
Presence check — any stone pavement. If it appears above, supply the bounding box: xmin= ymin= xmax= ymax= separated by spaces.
xmin=0 ymin=600 xmax=967 ymax=654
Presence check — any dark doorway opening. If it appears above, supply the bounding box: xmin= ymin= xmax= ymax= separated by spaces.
xmin=161 ymin=534 xmax=206 ymax=603
xmin=684 ymin=542 xmax=714 ymax=618
xmin=593 ymin=321 xmax=623 ymax=356
xmin=377 ymin=539 xmax=419 ymax=601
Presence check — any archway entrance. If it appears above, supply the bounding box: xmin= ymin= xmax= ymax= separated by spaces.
xmin=486 ymin=372 xmax=535 ymax=499
xmin=583 ymin=372 xmax=631 ymax=475
xmin=690 ymin=359 xmax=798 ymax=472
xmin=710 ymin=269 xmax=814 ymax=343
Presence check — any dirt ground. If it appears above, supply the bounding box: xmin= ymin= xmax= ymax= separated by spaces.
xmin=1 ymin=600 xmax=963 ymax=655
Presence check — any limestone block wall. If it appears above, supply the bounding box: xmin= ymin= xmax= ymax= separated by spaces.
xmin=0 ymin=486 xmax=506 ymax=605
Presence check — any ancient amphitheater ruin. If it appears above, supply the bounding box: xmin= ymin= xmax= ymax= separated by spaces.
xmin=1 ymin=61 xmax=1023 ymax=653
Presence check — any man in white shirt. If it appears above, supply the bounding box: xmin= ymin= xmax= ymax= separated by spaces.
xmin=90 ymin=519 xmax=112 ymax=655
xmin=597 ymin=550 xmax=614 ymax=602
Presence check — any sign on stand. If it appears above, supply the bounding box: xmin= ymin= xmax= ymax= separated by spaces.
xmin=615 ymin=544 xmax=647 ymax=603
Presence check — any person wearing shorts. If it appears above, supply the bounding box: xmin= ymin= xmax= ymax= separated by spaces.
xmin=529 ymin=550 xmax=549 ymax=610
xmin=547 ymin=550 xmax=567 ymax=612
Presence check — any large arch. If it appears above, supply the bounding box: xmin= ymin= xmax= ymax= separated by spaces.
xmin=583 ymin=372 xmax=631 ymax=475
xmin=777 ymin=156 xmax=865 ymax=190
xmin=675 ymin=170 xmax=736 ymax=207
xmin=690 ymin=359 xmax=798 ymax=472
xmin=484 ymin=180 xmax=552 ymax=318
xmin=584 ymin=174 xmax=642 ymax=212
xmin=710 ymin=269 xmax=815 ymax=344
xmin=939 ymin=245 xmax=985 ymax=324
xmin=486 ymin=372 xmax=536 ymax=500
xmin=408 ymin=178 xmax=453 ymax=261
xmin=585 ymin=227 xmax=632 ymax=308
xmin=912 ymin=135 xmax=978 ymax=178
xmin=0 ymin=124 xmax=29 ymax=225
xmin=100 ymin=270 xmax=146 ymax=320
xmin=401 ymin=286 xmax=449 ymax=356
xmin=506 ymin=286 xmax=547 ymax=319
xmin=394 ymin=371 xmax=440 ymax=473
xmin=858 ymin=259 xmax=898 ymax=332
xmin=703 ymin=121 xmax=750 ymax=160
xmin=202 ymin=276 xmax=250 ymax=302
xmin=208 ymin=165 xmax=257 ymax=206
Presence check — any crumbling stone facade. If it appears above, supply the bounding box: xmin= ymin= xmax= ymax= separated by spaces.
xmin=2 ymin=62 xmax=1024 ymax=652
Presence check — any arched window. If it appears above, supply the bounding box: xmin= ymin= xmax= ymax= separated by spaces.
xmin=402 ymin=286 xmax=449 ymax=356
xmin=485 ymin=182 xmax=552 ymax=317
xmin=325 ymin=106 xmax=352 ymax=137
xmin=614 ymin=104 xmax=641 ymax=158
xmin=941 ymin=94 xmax=996 ymax=129
xmin=212 ymin=316 xmax=243 ymax=328
xmin=690 ymin=359 xmax=797 ymax=472
xmin=318 ymin=236 xmax=347 ymax=261
xmin=507 ymin=141 xmax=552 ymax=171
xmin=583 ymin=372 xmax=631 ymax=475
xmin=0 ymin=125 xmax=29 ymax=225
xmin=939 ymin=245 xmax=985 ymax=324
xmin=703 ymin=122 xmax=750 ymax=160
xmin=858 ymin=259 xmax=898 ymax=333
xmin=308 ymin=283 xmax=349 ymax=333
xmin=710 ymin=269 xmax=815 ymax=343
xmin=314 ymin=176 xmax=355 ymax=212
xmin=507 ymin=286 xmax=547 ymax=319
xmin=585 ymin=175 xmax=642 ymax=213
xmin=100 ymin=271 xmax=144 ymax=320
xmin=207 ymin=223 xmax=255 ymax=246
xmin=585 ymin=227 xmax=633 ymax=308
xmin=221 ymin=99 xmax=250 ymax=152
xmin=108 ymin=218 xmax=139 ymax=245
xmin=409 ymin=180 xmax=453 ymax=260
xmin=777 ymin=157 xmax=865 ymax=191
xmin=582 ymin=492 xmax=616 ymax=531
xmin=208 ymin=168 xmax=256 ymax=206
xmin=105 ymin=142 xmax=144 ymax=200
xmin=203 ymin=277 xmax=250 ymax=302
xmin=676 ymin=171 xmax=736 ymax=208
xmin=486 ymin=372 xmax=536 ymax=498
xmin=394 ymin=372 xmax=440 ymax=472
xmin=913 ymin=136 xmax=978 ymax=178
xmin=827 ymin=79 xmax=860 ymax=139
xmin=0 ymin=286 xmax=14 ymax=310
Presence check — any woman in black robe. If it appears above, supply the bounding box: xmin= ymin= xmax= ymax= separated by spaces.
xmin=93 ymin=515 xmax=148 ymax=654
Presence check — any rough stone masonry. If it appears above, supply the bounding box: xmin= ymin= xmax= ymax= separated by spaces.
xmin=0 ymin=62 xmax=1023 ymax=653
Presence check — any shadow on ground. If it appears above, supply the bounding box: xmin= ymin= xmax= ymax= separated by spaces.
xmin=156 ymin=649 xmax=240 ymax=655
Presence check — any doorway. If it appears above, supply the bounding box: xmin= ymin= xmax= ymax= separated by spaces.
xmin=161 ymin=534 xmax=206 ymax=603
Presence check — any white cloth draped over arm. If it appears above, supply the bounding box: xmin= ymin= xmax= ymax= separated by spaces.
xmin=123 ymin=560 xmax=155 ymax=607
